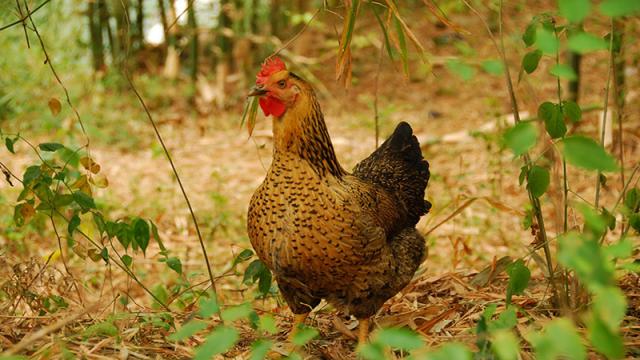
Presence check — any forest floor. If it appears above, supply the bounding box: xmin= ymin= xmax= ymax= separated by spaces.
xmin=1 ymin=2 xmax=640 ymax=359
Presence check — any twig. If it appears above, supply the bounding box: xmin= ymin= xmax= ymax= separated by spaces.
xmin=270 ymin=7 xmax=323 ymax=59
xmin=0 ymin=0 xmax=50 ymax=32
xmin=49 ymin=212 xmax=85 ymax=306
xmin=114 ymin=0 xmax=220 ymax=320
xmin=2 ymin=302 xmax=100 ymax=355
xmin=14 ymin=0 xmax=30 ymax=48
xmin=461 ymin=0 xmax=562 ymax=310
xmin=123 ymin=65 xmax=222 ymax=321
xmin=166 ymin=0 xmax=196 ymax=32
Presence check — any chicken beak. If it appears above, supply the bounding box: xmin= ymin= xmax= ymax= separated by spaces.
xmin=247 ymin=86 xmax=268 ymax=97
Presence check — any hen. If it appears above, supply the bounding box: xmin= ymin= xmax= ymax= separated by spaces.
xmin=247 ymin=57 xmax=431 ymax=345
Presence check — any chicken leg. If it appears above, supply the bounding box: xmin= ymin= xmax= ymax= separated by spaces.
xmin=358 ymin=317 xmax=370 ymax=345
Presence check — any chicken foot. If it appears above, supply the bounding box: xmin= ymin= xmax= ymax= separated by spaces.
xmin=358 ymin=317 xmax=370 ymax=345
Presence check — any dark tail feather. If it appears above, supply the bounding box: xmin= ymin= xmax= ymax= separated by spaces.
xmin=353 ymin=122 xmax=431 ymax=226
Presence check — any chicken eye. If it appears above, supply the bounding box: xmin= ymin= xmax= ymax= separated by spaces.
xmin=277 ymin=80 xmax=286 ymax=88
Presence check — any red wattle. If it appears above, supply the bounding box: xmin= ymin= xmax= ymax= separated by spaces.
xmin=259 ymin=96 xmax=286 ymax=117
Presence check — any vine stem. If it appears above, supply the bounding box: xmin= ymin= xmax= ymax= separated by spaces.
xmin=22 ymin=0 xmax=90 ymax=150
xmin=462 ymin=0 xmax=562 ymax=310
xmin=123 ymin=71 xmax=222 ymax=321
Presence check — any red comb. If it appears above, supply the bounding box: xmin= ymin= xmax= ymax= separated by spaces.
xmin=256 ymin=57 xmax=286 ymax=85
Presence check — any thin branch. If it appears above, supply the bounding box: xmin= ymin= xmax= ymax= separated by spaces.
xmin=0 ymin=0 xmax=50 ymax=32
xmin=271 ymin=7 xmax=323 ymax=59
xmin=166 ymin=0 xmax=195 ymax=32
xmin=15 ymin=0 xmax=30 ymax=48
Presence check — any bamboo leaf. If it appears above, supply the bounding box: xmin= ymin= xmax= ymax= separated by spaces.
xmin=372 ymin=7 xmax=394 ymax=61
xmin=394 ymin=16 xmax=409 ymax=76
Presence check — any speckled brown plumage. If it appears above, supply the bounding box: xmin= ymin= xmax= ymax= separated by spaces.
xmin=247 ymin=71 xmax=430 ymax=324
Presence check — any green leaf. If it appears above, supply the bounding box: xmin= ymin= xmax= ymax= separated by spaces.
xmin=373 ymin=327 xmax=424 ymax=350
xmin=121 ymin=254 xmax=133 ymax=267
xmin=23 ymin=165 xmax=41 ymax=186
xmin=198 ymin=295 xmax=219 ymax=318
xmin=481 ymin=60 xmax=504 ymax=75
xmin=490 ymin=307 xmax=518 ymax=331
xmin=243 ymin=259 xmax=269 ymax=285
xmin=193 ymin=326 xmax=239 ymax=360
xmin=166 ymin=257 xmax=182 ymax=274
xmin=168 ymin=320 xmax=208 ymax=341
xmin=588 ymin=313 xmax=624 ymax=359
xmin=538 ymin=102 xmax=566 ymax=139
xmin=394 ymin=16 xmax=409 ymax=76
xmin=602 ymin=208 xmax=616 ymax=230
xmin=549 ymin=64 xmax=578 ymax=80
xmin=599 ymin=0 xmax=640 ymax=17
xmin=535 ymin=27 xmax=559 ymax=54
xmin=422 ymin=343 xmax=472 ymax=360
xmin=83 ymin=320 xmax=118 ymax=338
xmin=522 ymin=22 xmax=537 ymax=46
xmin=359 ymin=342 xmax=385 ymax=360
xmin=132 ymin=218 xmax=150 ymax=254
xmin=624 ymin=188 xmax=640 ymax=211
xmin=630 ymin=213 xmax=640 ymax=233
xmin=258 ymin=314 xmax=278 ymax=334
xmin=249 ymin=339 xmax=273 ymax=360
xmin=592 ymin=286 xmax=627 ymax=330
xmin=150 ymin=221 xmax=166 ymax=251
xmin=221 ymin=303 xmax=253 ymax=322
xmin=38 ymin=142 xmax=65 ymax=152
xmin=491 ymin=329 xmax=520 ymax=360
xmin=568 ymin=32 xmax=608 ymax=54
xmin=503 ymin=122 xmax=538 ymax=156
xmin=522 ymin=50 xmax=542 ymax=74
xmin=258 ymin=266 xmax=272 ymax=295
xmin=562 ymin=100 xmax=582 ymax=122
xmin=527 ymin=166 xmax=550 ymax=198
xmin=577 ymin=204 xmax=607 ymax=237
xmin=558 ymin=233 xmax=613 ymax=288
xmin=5 ymin=137 xmax=15 ymax=153
xmin=68 ymin=213 xmax=80 ymax=236
xmin=232 ymin=249 xmax=254 ymax=267
xmin=558 ymin=0 xmax=591 ymax=23
xmin=528 ymin=318 xmax=586 ymax=360
xmin=291 ymin=326 xmax=319 ymax=346
xmin=506 ymin=260 xmax=531 ymax=304
xmin=151 ymin=284 xmax=168 ymax=309
xmin=446 ymin=59 xmax=475 ymax=81
xmin=72 ymin=191 xmax=96 ymax=211
xmin=562 ymin=136 xmax=618 ymax=172
xmin=372 ymin=7 xmax=394 ymax=62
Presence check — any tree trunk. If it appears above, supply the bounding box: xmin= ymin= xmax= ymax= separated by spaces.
xmin=157 ymin=0 xmax=169 ymax=56
xmin=88 ymin=0 xmax=105 ymax=72
xmin=188 ymin=4 xmax=198 ymax=83
xmin=163 ymin=0 xmax=180 ymax=79
xmin=216 ymin=0 xmax=233 ymax=109
xmin=135 ymin=0 xmax=144 ymax=51
xmin=98 ymin=0 xmax=117 ymax=69
xmin=111 ymin=0 xmax=130 ymax=69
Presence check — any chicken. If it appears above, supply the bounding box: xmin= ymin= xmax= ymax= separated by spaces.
xmin=247 ymin=57 xmax=431 ymax=345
